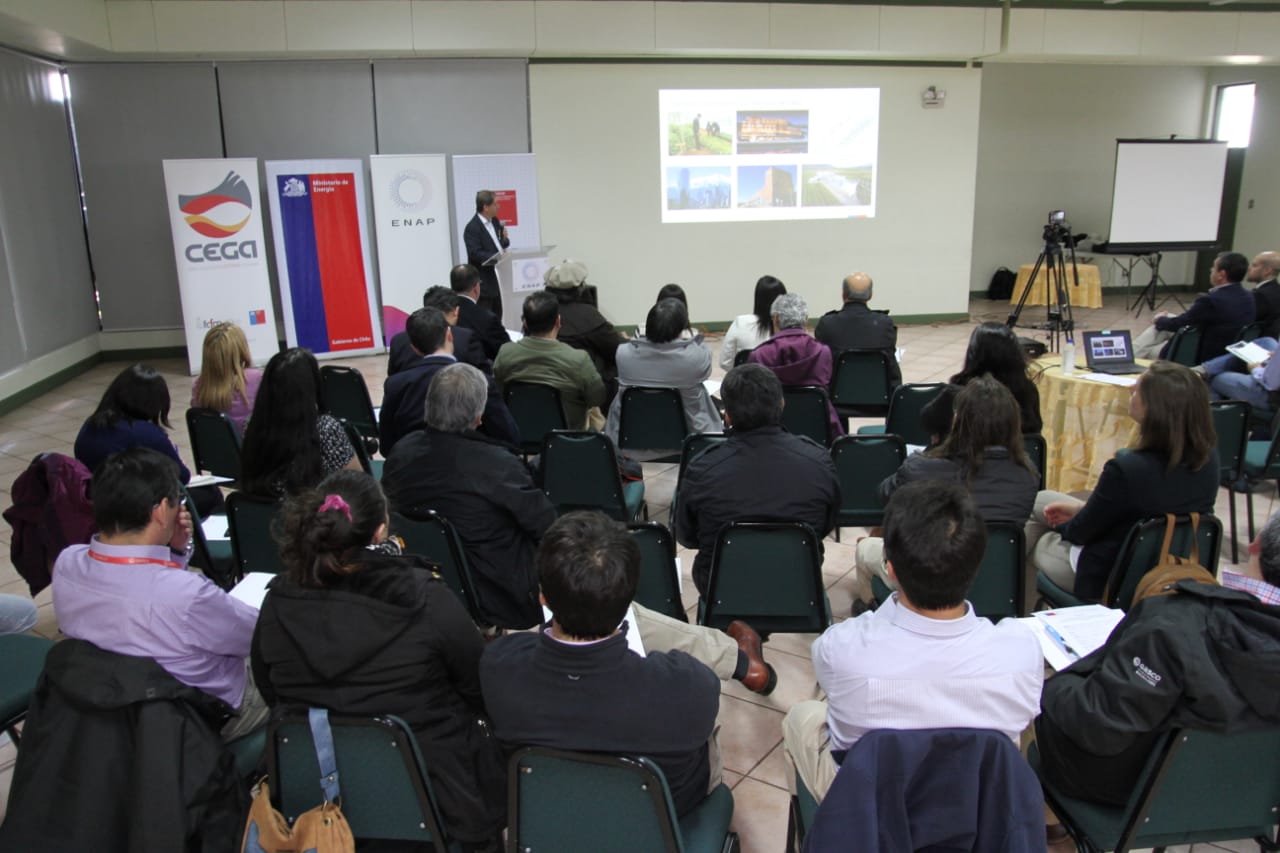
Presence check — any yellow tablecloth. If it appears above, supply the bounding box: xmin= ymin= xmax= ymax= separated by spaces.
xmin=1010 ymin=263 xmax=1103 ymax=310
xmin=1034 ymin=354 xmax=1147 ymax=493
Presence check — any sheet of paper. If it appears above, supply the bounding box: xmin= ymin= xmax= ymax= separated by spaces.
xmin=1036 ymin=604 xmax=1125 ymax=654
xmin=675 ymin=556 xmax=683 ymax=595
xmin=506 ymin=329 xmax=524 ymax=342
xmin=201 ymin=515 xmax=230 ymax=541
xmin=1080 ymin=372 xmax=1139 ymax=388
xmin=188 ymin=474 xmax=233 ymax=488
xmin=703 ymin=378 xmax=722 ymax=398
xmin=1227 ymin=340 xmax=1272 ymax=365
xmin=895 ymin=347 xmax=905 ymax=363
xmin=1014 ymin=616 xmax=1076 ymax=672
xmin=540 ymin=604 xmax=646 ymax=656
xmin=229 ymin=572 xmax=275 ymax=610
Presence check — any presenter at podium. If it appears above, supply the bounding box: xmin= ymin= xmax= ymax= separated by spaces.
xmin=464 ymin=189 xmax=511 ymax=316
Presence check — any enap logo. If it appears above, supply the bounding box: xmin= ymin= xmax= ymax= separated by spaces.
xmin=178 ymin=171 xmax=259 ymax=264
xmin=388 ymin=169 xmax=436 ymax=228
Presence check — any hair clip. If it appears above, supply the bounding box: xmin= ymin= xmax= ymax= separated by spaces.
xmin=318 ymin=494 xmax=353 ymax=522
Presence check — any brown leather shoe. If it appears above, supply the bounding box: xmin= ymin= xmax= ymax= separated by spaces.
xmin=726 ymin=620 xmax=777 ymax=695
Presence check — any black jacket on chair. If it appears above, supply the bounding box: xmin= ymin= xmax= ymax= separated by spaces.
xmin=0 ymin=640 xmax=244 ymax=853
xmin=457 ymin=295 xmax=511 ymax=361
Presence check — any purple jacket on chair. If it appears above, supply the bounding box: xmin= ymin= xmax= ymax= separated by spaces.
xmin=748 ymin=328 xmax=845 ymax=438
xmin=3 ymin=453 xmax=95 ymax=596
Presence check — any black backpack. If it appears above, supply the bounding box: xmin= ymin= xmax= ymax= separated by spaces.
xmin=987 ymin=267 xmax=1016 ymax=300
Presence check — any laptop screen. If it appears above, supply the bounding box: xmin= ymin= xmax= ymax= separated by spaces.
xmin=1084 ymin=330 xmax=1133 ymax=364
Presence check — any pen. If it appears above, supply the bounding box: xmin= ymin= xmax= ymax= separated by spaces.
xmin=1043 ymin=623 xmax=1080 ymax=661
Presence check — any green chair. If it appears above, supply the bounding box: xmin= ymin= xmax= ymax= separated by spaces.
xmin=672 ymin=433 xmax=728 ymax=526
xmin=1237 ymin=321 xmax=1264 ymax=343
xmin=1228 ymin=418 xmax=1280 ymax=548
xmin=1036 ymin=570 xmax=1088 ymax=610
xmin=503 ymin=381 xmax=568 ymax=458
xmin=629 ymin=521 xmax=687 ymax=622
xmin=781 ymin=386 xmax=833 ymax=447
xmin=185 ymin=407 xmax=242 ymax=481
xmin=856 ymin=383 xmax=946 ymax=447
xmin=0 ymin=633 xmax=54 ymax=745
xmin=319 ymin=365 xmax=380 ymax=454
xmin=182 ymin=485 xmax=236 ymax=590
xmin=1100 ymin=514 xmax=1221 ymax=611
xmin=1210 ymin=400 xmax=1249 ymax=562
xmin=268 ymin=710 xmax=463 ymax=851
xmin=390 ymin=508 xmax=484 ymax=623
xmin=541 ymin=430 xmax=647 ymax=522
xmin=1031 ymin=727 xmax=1280 ymax=853
xmin=1022 ymin=432 xmax=1047 ymax=492
xmin=226 ymin=491 xmax=284 ymax=576
xmin=829 ymin=434 xmax=906 ymax=542
xmin=339 ymin=418 xmax=383 ymax=480
xmin=698 ymin=521 xmax=830 ymax=635
xmin=509 ymin=746 xmax=738 ymax=853
xmin=829 ymin=349 xmax=894 ymax=426
xmin=618 ymin=387 xmax=688 ymax=460
xmin=1163 ymin=325 xmax=1202 ymax=366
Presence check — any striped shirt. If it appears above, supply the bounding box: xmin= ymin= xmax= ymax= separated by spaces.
xmin=1221 ymin=570 xmax=1280 ymax=606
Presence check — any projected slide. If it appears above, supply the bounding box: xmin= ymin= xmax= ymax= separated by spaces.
xmin=660 ymin=88 xmax=879 ymax=223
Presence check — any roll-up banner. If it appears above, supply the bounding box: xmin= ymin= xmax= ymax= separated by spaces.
xmin=264 ymin=160 xmax=382 ymax=358
xmin=451 ymin=153 xmax=542 ymax=264
xmin=368 ymin=154 xmax=454 ymax=342
xmin=162 ymin=159 xmax=279 ymax=374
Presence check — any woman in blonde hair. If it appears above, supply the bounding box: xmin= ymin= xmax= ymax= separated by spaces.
xmin=190 ymin=322 xmax=261 ymax=433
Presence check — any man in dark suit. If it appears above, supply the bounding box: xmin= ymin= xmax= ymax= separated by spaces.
xmin=387 ymin=286 xmax=490 ymax=375
xmin=452 ymin=263 xmax=511 ymax=361
xmin=814 ymin=271 xmax=901 ymax=387
xmin=1248 ymin=251 xmax=1280 ymax=338
xmin=462 ymin=189 xmax=510 ymax=316
xmin=1133 ymin=251 xmax=1255 ymax=361
xmin=378 ymin=307 xmax=518 ymax=454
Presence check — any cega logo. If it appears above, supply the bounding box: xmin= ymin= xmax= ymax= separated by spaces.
xmin=179 ymin=171 xmax=259 ymax=264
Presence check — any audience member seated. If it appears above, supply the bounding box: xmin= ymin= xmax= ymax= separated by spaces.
xmin=951 ymin=322 xmax=1043 ymax=434
xmin=814 ymin=271 xmax=902 ymax=387
xmin=1221 ymin=512 xmax=1280 ymax=605
xmin=606 ymin=297 xmax=723 ymax=441
xmin=655 ymin=283 xmax=701 ymax=340
xmin=51 ymin=448 xmax=265 ymax=740
xmin=676 ymin=364 xmax=839 ymax=595
xmin=747 ymin=292 xmax=844 ymax=438
xmin=251 ymin=470 xmax=505 ymax=849
xmin=1247 ymin=251 xmax=1280 ymax=338
xmin=452 ymin=263 xmax=511 ymax=361
xmin=1026 ymin=362 xmax=1219 ymax=601
xmin=379 ymin=307 xmax=518 ymax=454
xmin=1197 ymin=333 xmax=1280 ymax=426
xmin=719 ymin=275 xmax=786 ymax=370
xmin=493 ymin=290 xmax=608 ymax=431
xmin=388 ymin=285 xmax=490 ymax=375
xmin=783 ymin=481 xmax=1043 ymax=802
xmin=0 ymin=594 xmax=37 ymax=634
xmin=543 ymin=260 xmax=627 ymax=399
xmin=857 ymin=377 xmax=1039 ymax=594
xmin=190 ymin=321 xmax=261 ymax=434
xmin=1133 ymin=251 xmax=1255 ymax=361
xmin=480 ymin=511 xmax=722 ymax=818
xmin=239 ymin=347 xmax=359 ymax=498
xmin=381 ymin=363 xmax=557 ymax=630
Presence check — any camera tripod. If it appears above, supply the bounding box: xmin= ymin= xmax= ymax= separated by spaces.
xmin=1007 ymin=217 xmax=1080 ymax=354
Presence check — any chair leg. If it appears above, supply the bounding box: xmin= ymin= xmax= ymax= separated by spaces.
xmin=1247 ymin=486 xmax=1257 ymax=542
xmin=1228 ymin=485 xmax=1239 ymax=564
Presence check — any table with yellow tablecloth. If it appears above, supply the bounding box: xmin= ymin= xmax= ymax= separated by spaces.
xmin=1010 ymin=263 xmax=1103 ymax=310
xmin=1033 ymin=354 xmax=1147 ymax=493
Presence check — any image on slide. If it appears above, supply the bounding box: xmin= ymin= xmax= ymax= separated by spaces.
xmin=736 ymin=111 xmax=809 ymax=155
xmin=801 ymin=165 xmax=873 ymax=207
xmin=737 ymin=166 xmax=797 ymax=208
xmin=668 ymin=112 xmax=733 ymax=156
xmin=667 ymin=167 xmax=731 ymax=210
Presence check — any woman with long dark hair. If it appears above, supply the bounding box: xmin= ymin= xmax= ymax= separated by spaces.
xmin=951 ymin=322 xmax=1043 ymax=433
xmin=719 ymin=275 xmax=787 ymax=370
xmin=75 ymin=363 xmax=189 ymax=481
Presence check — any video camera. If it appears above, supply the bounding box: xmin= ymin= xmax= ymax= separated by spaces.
xmin=1043 ymin=209 xmax=1071 ymax=245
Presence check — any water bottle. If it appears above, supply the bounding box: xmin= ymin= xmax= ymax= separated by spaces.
xmin=1062 ymin=341 xmax=1076 ymax=373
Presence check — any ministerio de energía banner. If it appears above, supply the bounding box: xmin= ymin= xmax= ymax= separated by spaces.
xmin=162 ymin=158 xmax=279 ymax=374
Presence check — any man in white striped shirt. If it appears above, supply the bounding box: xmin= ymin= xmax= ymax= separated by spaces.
xmin=783 ymin=480 xmax=1044 ymax=801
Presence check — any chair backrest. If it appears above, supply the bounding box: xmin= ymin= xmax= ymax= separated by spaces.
xmin=967 ymin=522 xmax=1026 ymax=621
xmin=885 ymin=383 xmax=947 ymax=447
xmin=268 ymin=710 xmax=453 ymax=846
xmin=541 ymin=430 xmax=629 ymax=521
xmin=829 ymin=350 xmax=893 ymax=416
xmin=618 ymin=387 xmax=688 ymax=451
xmin=830 ymin=434 xmax=907 ymax=528
xmin=185 ymin=408 xmax=242 ymax=480
xmin=390 ymin=508 xmax=483 ymax=621
xmin=319 ymin=365 xmax=378 ymax=439
xmin=1103 ymin=514 xmax=1222 ymax=610
xmin=781 ymin=386 xmax=832 ymax=447
xmin=339 ymin=418 xmax=374 ymax=475
xmin=1164 ymin=326 xmax=1203 ymax=367
xmin=677 ymin=433 xmax=727 ymax=482
xmin=628 ymin=522 xmax=686 ymax=622
xmin=509 ymin=747 xmax=687 ymax=853
xmin=1021 ymin=432 xmax=1047 ymax=492
xmin=1237 ymin=321 xmax=1264 ymax=343
xmin=733 ymin=347 xmax=754 ymax=367
xmin=503 ymin=381 xmax=568 ymax=456
xmin=1210 ymin=400 xmax=1249 ymax=482
xmin=702 ymin=521 xmax=830 ymax=634
xmin=182 ymin=485 xmax=237 ymax=590
xmin=226 ymin=491 xmax=284 ymax=575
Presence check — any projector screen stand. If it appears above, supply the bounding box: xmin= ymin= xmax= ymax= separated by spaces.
xmin=1130 ymin=252 xmax=1185 ymax=318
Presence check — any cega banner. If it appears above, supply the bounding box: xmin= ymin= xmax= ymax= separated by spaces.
xmin=264 ymin=159 xmax=383 ymax=358
xmin=369 ymin=154 xmax=454 ymax=343
xmin=162 ymin=158 xmax=279 ymax=374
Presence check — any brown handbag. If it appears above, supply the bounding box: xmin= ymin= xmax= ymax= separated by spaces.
xmin=1128 ymin=513 xmax=1218 ymax=606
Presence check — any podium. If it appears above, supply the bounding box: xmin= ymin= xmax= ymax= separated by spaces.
xmin=494 ymin=245 xmax=556 ymax=329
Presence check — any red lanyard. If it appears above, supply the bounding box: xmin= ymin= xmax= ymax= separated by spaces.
xmin=88 ymin=550 xmax=184 ymax=570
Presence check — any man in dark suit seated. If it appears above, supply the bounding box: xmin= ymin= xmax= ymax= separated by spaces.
xmin=1133 ymin=251 xmax=1255 ymax=361
xmin=814 ymin=271 xmax=902 ymax=387
xmin=378 ymin=307 xmax=518 ymax=454
xmin=388 ymin=286 xmax=490 ymax=376
xmin=463 ymin=189 xmax=510 ymax=316
xmin=452 ymin=263 xmax=511 ymax=361
xmin=1247 ymin=251 xmax=1280 ymax=338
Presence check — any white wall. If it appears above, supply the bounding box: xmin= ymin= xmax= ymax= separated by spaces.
xmin=530 ymin=63 xmax=983 ymax=326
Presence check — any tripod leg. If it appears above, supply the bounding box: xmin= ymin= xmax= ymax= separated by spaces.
xmin=1008 ymin=250 xmax=1050 ymax=329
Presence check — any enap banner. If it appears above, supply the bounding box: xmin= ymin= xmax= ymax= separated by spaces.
xmin=162 ymin=159 xmax=278 ymax=374
xmin=368 ymin=154 xmax=453 ymax=342
xmin=264 ymin=159 xmax=382 ymax=358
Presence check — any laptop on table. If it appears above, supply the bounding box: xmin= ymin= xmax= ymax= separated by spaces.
xmin=1081 ymin=330 xmax=1145 ymax=375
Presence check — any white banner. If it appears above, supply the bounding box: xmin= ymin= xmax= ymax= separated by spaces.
xmin=162 ymin=159 xmax=278 ymax=374
xmin=451 ymin=153 xmax=542 ymax=261
xmin=369 ymin=154 xmax=454 ymax=343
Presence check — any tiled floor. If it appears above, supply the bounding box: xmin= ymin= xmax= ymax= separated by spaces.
xmin=0 ymin=296 xmax=1272 ymax=851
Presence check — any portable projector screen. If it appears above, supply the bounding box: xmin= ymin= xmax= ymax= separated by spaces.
xmin=1105 ymin=139 xmax=1228 ymax=252
xmin=659 ymin=88 xmax=879 ymax=223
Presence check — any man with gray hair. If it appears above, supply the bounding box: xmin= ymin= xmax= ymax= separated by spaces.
xmin=814 ymin=271 xmax=901 ymax=387
xmin=1221 ymin=511 xmax=1280 ymax=605
xmin=748 ymin=292 xmax=843 ymax=438
xmin=381 ymin=362 xmax=557 ymax=629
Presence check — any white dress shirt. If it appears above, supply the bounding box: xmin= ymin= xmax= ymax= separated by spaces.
xmin=813 ymin=594 xmax=1043 ymax=751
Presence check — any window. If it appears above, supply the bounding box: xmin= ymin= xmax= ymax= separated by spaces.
xmin=1214 ymin=82 xmax=1255 ymax=149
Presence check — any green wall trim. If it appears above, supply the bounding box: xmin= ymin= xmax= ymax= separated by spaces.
xmin=101 ymin=346 xmax=189 ymax=362
xmin=0 ymin=353 xmax=102 ymax=417
xmin=894 ymin=312 xmax=970 ymax=325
